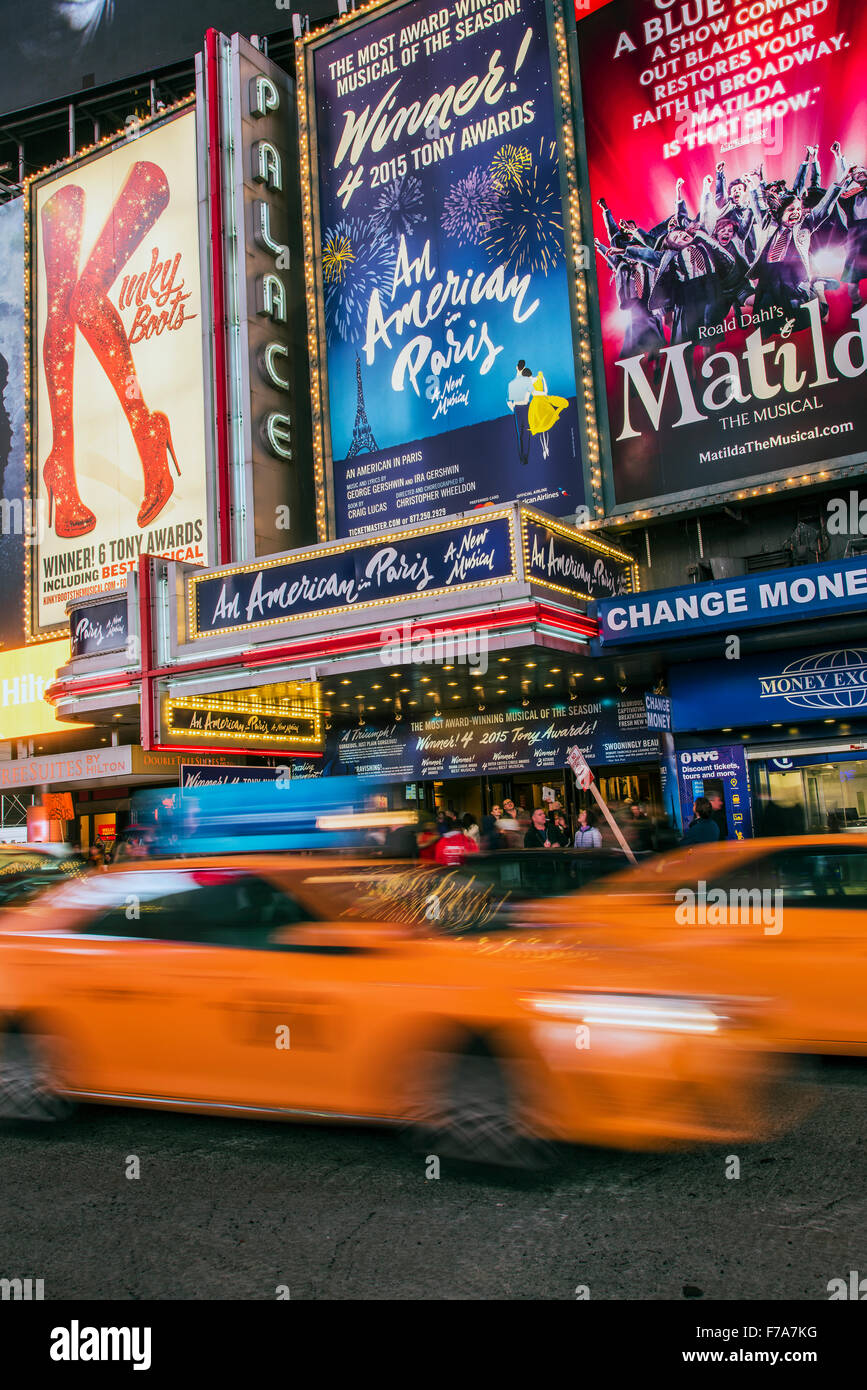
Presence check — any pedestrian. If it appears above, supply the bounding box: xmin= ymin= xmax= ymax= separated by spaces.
xmin=417 ymin=819 xmax=439 ymax=860
xmin=628 ymin=800 xmax=655 ymax=852
xmin=524 ymin=807 xmax=552 ymax=849
xmin=462 ymin=812 xmax=480 ymax=844
xmin=706 ymin=792 xmax=729 ymax=842
xmin=479 ymin=813 xmax=504 ymax=851
xmin=497 ymin=803 xmax=523 ymax=849
xmin=384 ymin=820 xmax=417 ymax=858
xmin=681 ymin=796 xmax=721 ymax=846
xmin=434 ymin=820 xmax=479 ymax=866
xmin=87 ymin=840 xmax=106 ymax=870
xmin=573 ymin=808 xmax=602 ymax=849
xmin=548 ymin=811 xmax=571 ymax=847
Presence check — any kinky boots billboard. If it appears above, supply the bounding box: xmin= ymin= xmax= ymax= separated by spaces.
xmin=28 ymin=107 xmax=211 ymax=636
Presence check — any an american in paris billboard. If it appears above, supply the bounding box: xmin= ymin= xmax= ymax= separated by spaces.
xmin=576 ymin=0 xmax=867 ymax=514
xmin=301 ymin=0 xmax=589 ymax=538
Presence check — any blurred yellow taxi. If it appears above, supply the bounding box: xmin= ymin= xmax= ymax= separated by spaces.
xmin=0 ymin=853 xmax=794 ymax=1160
xmin=524 ymin=836 xmax=867 ymax=1057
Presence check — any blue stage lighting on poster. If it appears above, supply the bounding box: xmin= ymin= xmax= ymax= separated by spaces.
xmin=305 ymin=0 xmax=587 ymax=537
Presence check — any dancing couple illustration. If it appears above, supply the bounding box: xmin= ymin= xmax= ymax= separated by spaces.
xmin=506 ymin=359 xmax=568 ymax=466
xmin=40 ymin=159 xmax=180 ymax=539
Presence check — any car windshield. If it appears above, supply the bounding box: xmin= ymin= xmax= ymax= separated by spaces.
xmin=566 ymin=845 xmax=761 ymax=896
xmin=0 ymin=851 xmax=88 ymax=895
xmin=297 ymin=864 xmax=518 ymax=935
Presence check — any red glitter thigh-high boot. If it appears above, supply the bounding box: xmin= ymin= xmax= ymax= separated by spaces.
xmin=41 ymin=184 xmax=96 ymax=537
xmin=70 ymin=160 xmax=180 ymax=529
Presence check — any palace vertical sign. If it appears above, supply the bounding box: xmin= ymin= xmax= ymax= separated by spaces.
xmin=224 ymin=34 xmax=313 ymax=557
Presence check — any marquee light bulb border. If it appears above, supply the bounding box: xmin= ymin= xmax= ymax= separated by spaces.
xmin=20 ymin=96 xmax=197 ymax=646
xmin=295 ymin=0 xmax=603 ymax=541
xmin=186 ymin=508 xmax=519 ymax=640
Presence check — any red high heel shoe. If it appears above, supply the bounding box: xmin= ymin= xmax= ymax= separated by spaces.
xmin=135 ymin=410 xmax=181 ymax=528
xmin=40 ymin=184 xmax=96 ymax=539
xmin=69 ymin=161 xmax=174 ymax=528
xmin=44 ymin=450 xmax=96 ymax=537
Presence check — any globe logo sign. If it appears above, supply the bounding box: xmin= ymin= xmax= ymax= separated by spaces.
xmin=758 ymin=649 xmax=867 ymax=712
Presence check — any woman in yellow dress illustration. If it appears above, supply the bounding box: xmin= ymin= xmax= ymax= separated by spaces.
xmin=527 ymin=371 xmax=568 ymax=459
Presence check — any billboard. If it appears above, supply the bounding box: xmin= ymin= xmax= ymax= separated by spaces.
xmin=576 ymin=0 xmax=867 ymax=515
xmin=598 ymin=556 xmax=867 ymax=646
xmin=300 ymin=0 xmax=589 ymax=538
xmin=29 ymin=108 xmax=211 ymax=635
xmin=0 ymin=639 xmax=75 ymax=741
xmin=189 ymin=510 xmax=517 ymax=639
xmin=0 ymin=197 xmax=26 ymax=651
xmin=677 ymin=745 xmax=753 ymax=840
xmin=319 ymin=696 xmax=662 ymax=780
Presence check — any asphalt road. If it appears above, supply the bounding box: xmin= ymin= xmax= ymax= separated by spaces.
xmin=1 ymin=1063 xmax=864 ymax=1301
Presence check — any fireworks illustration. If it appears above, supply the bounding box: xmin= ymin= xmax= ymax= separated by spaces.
xmin=321 ymin=217 xmax=396 ymax=344
xmin=321 ymin=229 xmax=356 ymax=285
xmin=370 ymin=175 xmax=425 ymax=238
xmin=483 ymin=141 xmax=564 ymax=276
xmin=490 ymin=144 xmax=532 ymax=191
xmin=441 ymin=167 xmax=503 ymax=246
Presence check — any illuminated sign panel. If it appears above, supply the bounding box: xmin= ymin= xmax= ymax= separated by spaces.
xmin=29 ymin=108 xmax=212 ymax=634
xmin=0 ymin=639 xmax=74 ymax=740
xmin=576 ymin=0 xmax=867 ymax=517
xmin=299 ymin=0 xmax=595 ymax=539
xmin=161 ymin=692 xmax=324 ymax=751
xmin=0 ymin=196 xmax=26 ymax=649
xmin=188 ymin=511 xmax=517 ymax=638
xmin=223 ymin=35 xmax=314 ymax=557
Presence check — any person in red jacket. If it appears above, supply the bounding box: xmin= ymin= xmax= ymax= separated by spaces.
xmin=434 ymin=824 xmax=479 ymax=866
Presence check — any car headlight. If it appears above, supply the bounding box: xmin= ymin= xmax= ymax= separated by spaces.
xmin=521 ymin=993 xmax=724 ymax=1035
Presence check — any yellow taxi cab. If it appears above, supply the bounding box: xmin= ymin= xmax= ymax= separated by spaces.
xmin=0 ymin=852 xmax=795 ymax=1161
xmin=524 ymin=836 xmax=867 ymax=1058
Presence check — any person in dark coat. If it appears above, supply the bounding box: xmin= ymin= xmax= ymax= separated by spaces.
xmin=681 ymin=797 xmax=721 ymax=847
xmin=524 ymin=808 xmax=552 ymax=849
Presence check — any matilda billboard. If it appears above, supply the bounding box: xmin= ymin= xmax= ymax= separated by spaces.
xmin=29 ymin=108 xmax=211 ymax=635
xmin=300 ymin=0 xmax=589 ymax=538
xmin=576 ymin=0 xmax=867 ymax=514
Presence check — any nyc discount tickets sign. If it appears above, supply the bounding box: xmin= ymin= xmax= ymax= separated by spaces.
xmin=300 ymin=0 xmax=588 ymax=538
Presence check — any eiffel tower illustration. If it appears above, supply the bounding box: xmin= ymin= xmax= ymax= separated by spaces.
xmin=346 ymin=353 xmax=378 ymax=458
